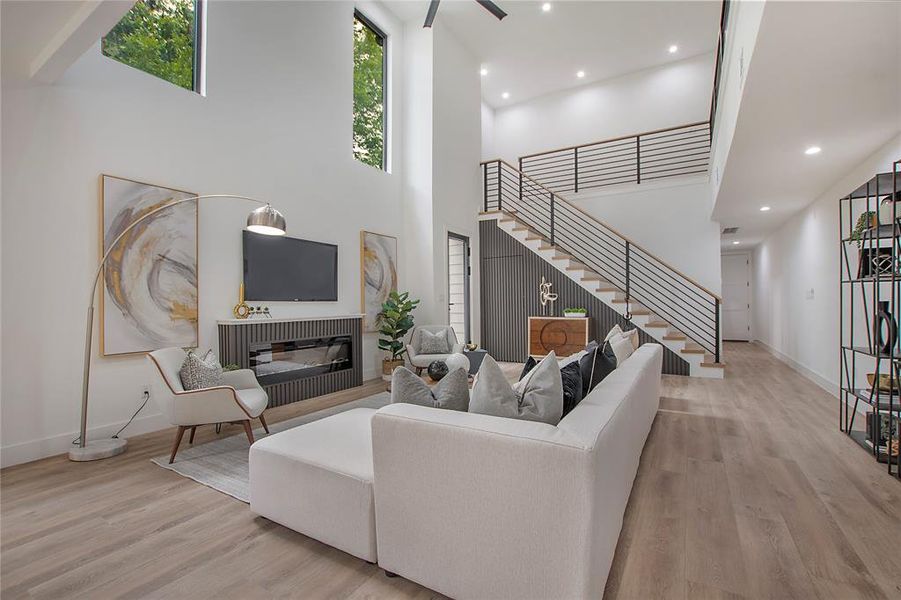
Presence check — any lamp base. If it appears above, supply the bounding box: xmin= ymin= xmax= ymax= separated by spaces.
xmin=68 ymin=438 xmax=128 ymax=462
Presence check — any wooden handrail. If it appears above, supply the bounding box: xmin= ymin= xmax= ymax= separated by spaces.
xmin=480 ymin=157 xmax=722 ymax=301
xmin=518 ymin=121 xmax=711 ymax=161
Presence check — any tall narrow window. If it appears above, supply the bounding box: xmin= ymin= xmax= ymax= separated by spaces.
xmin=353 ymin=11 xmax=387 ymax=170
xmin=102 ymin=0 xmax=204 ymax=93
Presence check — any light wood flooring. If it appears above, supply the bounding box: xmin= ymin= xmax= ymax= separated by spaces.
xmin=2 ymin=343 xmax=900 ymax=599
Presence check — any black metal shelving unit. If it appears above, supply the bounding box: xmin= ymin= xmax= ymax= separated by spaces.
xmin=839 ymin=160 xmax=901 ymax=478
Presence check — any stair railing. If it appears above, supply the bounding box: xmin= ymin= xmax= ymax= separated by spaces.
xmin=518 ymin=121 xmax=712 ymax=196
xmin=482 ymin=158 xmax=721 ymax=362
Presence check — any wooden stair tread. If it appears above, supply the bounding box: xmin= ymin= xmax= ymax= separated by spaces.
xmin=645 ymin=321 xmax=669 ymax=328
xmin=581 ymin=274 xmax=602 ymax=281
xmin=596 ymin=286 xmax=618 ymax=293
xmin=663 ymin=334 xmax=687 ymax=341
xmin=700 ymin=362 xmax=726 ymax=369
xmin=552 ymin=254 xmax=572 ymax=261
xmin=681 ymin=348 xmax=705 ymax=354
xmin=630 ymin=309 xmax=651 ymax=316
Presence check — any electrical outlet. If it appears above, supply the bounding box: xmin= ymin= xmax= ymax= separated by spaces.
xmin=142 ymin=384 xmax=151 ymax=397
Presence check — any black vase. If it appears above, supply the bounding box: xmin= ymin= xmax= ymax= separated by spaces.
xmin=874 ymin=301 xmax=897 ymax=355
xmin=427 ymin=360 xmax=449 ymax=382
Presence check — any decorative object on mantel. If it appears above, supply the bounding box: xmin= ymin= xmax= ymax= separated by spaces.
xmin=873 ymin=300 xmax=897 ymax=355
xmin=878 ymin=192 xmax=901 ymax=225
xmin=101 ymin=175 xmax=198 ymax=356
xmin=233 ymin=283 xmax=251 ymax=319
xmin=464 ymin=342 xmax=479 ymax=352
xmin=538 ymin=276 xmax=558 ymax=316
xmin=72 ymin=189 xmax=286 ymax=462
xmin=444 ymin=352 xmax=471 ymax=375
xmin=563 ymin=307 xmax=588 ymax=318
xmin=361 ymin=230 xmax=398 ymax=332
xmin=247 ymin=306 xmax=272 ymax=319
xmin=377 ymin=290 xmax=420 ymax=378
xmin=528 ymin=316 xmax=590 ymax=358
xmin=427 ymin=360 xmax=449 ymax=382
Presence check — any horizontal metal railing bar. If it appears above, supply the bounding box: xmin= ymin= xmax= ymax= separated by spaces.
xmin=626 ymin=295 xmax=716 ymax=347
xmin=639 ymin=141 xmax=710 ymax=157
xmin=642 ymin=169 xmax=709 ymax=182
xmin=554 ymin=211 xmax=629 ymax=259
xmin=576 ymin=173 xmax=638 ymax=187
xmin=518 ymin=120 xmax=709 ymax=160
xmin=577 ymin=154 xmax=640 ymax=170
xmin=573 ymin=163 xmax=639 ymax=180
xmin=521 ymin=154 xmax=580 ymax=169
xmin=639 ymin=132 xmax=710 ymax=149
xmin=575 ymin=144 xmax=639 ymax=160
xmin=630 ymin=265 xmax=717 ymax=316
xmin=631 ymin=245 xmax=717 ymax=301
xmin=640 ymin=162 xmax=711 ymax=178
xmin=640 ymin=150 xmax=709 ymax=166
xmin=639 ymin=145 xmax=710 ymax=162
xmin=518 ymin=168 xmax=576 ymax=183
xmin=629 ymin=281 xmax=717 ymax=336
xmin=641 ymin=127 xmax=710 ymax=143
xmin=572 ymin=139 xmax=638 ymax=156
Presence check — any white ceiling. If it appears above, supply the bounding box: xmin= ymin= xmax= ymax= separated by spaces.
xmin=384 ymin=0 xmax=721 ymax=108
xmin=713 ymin=0 xmax=901 ymax=250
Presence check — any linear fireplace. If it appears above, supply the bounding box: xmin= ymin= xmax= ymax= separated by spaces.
xmin=218 ymin=315 xmax=363 ymax=407
xmin=249 ymin=336 xmax=352 ymax=386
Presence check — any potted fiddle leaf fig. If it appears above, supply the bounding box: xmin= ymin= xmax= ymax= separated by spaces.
xmin=377 ymin=291 xmax=420 ymax=377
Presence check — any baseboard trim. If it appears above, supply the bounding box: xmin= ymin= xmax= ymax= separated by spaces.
xmin=1 ymin=411 xmax=171 ymax=469
xmin=752 ymin=340 xmax=837 ymax=395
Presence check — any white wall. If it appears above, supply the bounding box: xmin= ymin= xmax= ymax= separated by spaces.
xmin=0 ymin=1 xmax=411 ymax=466
xmin=480 ymin=101 xmax=495 ymax=161
xmin=709 ymin=0 xmax=766 ymax=209
xmin=752 ymin=134 xmax=901 ymax=393
xmin=487 ymin=52 xmax=714 ymax=164
xmin=432 ymin=23 xmax=482 ymax=343
xmin=571 ymin=177 xmax=722 ymax=296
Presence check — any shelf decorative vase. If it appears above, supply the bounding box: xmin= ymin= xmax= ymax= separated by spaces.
xmin=873 ymin=300 xmax=897 ymax=355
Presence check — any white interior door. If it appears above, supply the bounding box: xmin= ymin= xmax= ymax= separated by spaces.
xmin=447 ymin=233 xmax=470 ymax=344
xmin=721 ymin=252 xmax=751 ymax=341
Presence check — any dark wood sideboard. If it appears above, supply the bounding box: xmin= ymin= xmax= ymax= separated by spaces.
xmin=528 ymin=316 xmax=590 ymax=357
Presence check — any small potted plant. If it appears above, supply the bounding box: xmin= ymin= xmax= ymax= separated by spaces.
xmin=563 ymin=307 xmax=588 ymax=318
xmin=377 ymin=291 xmax=420 ymax=378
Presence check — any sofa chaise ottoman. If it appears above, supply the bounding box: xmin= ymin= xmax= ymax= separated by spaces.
xmin=248 ymin=407 xmax=378 ymax=563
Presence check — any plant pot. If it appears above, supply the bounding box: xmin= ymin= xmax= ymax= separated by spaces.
xmin=382 ymin=358 xmax=405 ymax=376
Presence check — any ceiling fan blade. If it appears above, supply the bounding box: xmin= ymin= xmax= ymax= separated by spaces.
xmin=475 ymin=0 xmax=507 ymax=21
xmin=423 ymin=0 xmax=441 ymax=28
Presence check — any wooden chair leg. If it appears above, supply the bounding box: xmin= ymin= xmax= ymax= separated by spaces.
xmin=259 ymin=413 xmax=270 ymax=434
xmin=189 ymin=426 xmax=197 ymax=444
xmin=242 ymin=420 xmax=255 ymax=444
xmin=169 ymin=426 xmax=187 ymax=464
xmin=416 ymin=367 xmax=423 ymax=376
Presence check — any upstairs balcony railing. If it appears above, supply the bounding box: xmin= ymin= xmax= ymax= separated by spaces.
xmin=482 ymin=158 xmax=721 ymax=362
xmin=518 ymin=121 xmax=712 ymax=195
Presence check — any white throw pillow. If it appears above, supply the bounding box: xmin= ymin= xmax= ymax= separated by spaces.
xmin=469 ymin=353 xmax=563 ymax=425
xmin=604 ymin=324 xmax=624 ymax=343
xmin=609 ymin=335 xmax=635 ymax=364
xmin=625 ymin=328 xmax=640 ymax=351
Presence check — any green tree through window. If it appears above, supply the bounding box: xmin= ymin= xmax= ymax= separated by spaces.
xmin=353 ymin=13 xmax=386 ymax=170
xmin=102 ymin=0 xmax=199 ymax=92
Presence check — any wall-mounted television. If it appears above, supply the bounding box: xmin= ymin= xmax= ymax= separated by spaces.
xmin=243 ymin=231 xmax=338 ymax=301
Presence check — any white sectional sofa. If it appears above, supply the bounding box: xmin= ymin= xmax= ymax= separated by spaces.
xmin=250 ymin=343 xmax=663 ymax=599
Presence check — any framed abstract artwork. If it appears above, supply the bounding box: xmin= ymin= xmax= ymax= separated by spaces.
xmin=100 ymin=175 xmax=198 ymax=356
xmin=360 ymin=230 xmax=398 ymax=332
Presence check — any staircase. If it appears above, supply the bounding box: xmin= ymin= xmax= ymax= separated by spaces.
xmin=480 ymin=158 xmax=724 ymax=378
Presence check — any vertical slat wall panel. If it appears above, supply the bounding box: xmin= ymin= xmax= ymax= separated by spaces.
xmin=218 ymin=316 xmax=364 ymax=408
xmin=479 ymin=220 xmax=689 ymax=376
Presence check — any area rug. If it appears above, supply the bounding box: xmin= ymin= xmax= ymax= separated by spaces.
xmin=151 ymin=393 xmax=390 ymax=502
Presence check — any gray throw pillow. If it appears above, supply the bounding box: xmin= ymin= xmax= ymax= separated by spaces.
xmin=420 ymin=329 xmax=450 ymax=354
xmin=469 ymin=353 xmax=563 ymax=425
xmin=179 ymin=349 xmax=223 ymax=391
xmin=391 ymin=366 xmax=469 ymax=411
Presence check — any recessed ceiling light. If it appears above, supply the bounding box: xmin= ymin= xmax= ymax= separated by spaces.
xmin=502 ymin=92 xmax=510 ymax=99
xmin=733 ymin=240 xmax=741 ymax=245
xmin=805 ymin=146 xmax=821 ymax=155
xmin=760 ymin=206 xmax=771 ymax=212
xmin=668 ymin=44 xmax=678 ymax=54
xmin=542 ymin=2 xmax=552 ymax=12
xmin=480 ymin=67 xmax=488 ymax=76
xmin=576 ymin=70 xmax=585 ymax=79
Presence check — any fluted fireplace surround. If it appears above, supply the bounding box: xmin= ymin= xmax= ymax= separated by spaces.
xmin=218 ymin=315 xmax=363 ymax=407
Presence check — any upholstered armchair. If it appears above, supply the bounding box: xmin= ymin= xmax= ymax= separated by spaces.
xmin=405 ymin=325 xmax=464 ymax=375
xmin=147 ymin=348 xmax=270 ymax=463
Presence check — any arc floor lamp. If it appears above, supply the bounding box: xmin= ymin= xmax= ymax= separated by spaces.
xmin=69 ymin=196 xmax=287 ymax=462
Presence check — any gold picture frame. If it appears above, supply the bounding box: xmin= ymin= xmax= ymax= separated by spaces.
xmin=100 ymin=174 xmax=199 ymax=356
xmin=360 ymin=230 xmax=398 ymax=332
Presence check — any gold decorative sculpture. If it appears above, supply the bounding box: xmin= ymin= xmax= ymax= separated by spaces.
xmin=233 ymin=283 xmax=251 ymax=319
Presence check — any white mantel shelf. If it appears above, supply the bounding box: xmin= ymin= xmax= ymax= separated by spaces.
xmin=217 ymin=314 xmax=364 ymax=325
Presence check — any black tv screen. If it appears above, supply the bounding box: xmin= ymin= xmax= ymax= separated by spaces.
xmin=243 ymin=231 xmax=338 ymax=301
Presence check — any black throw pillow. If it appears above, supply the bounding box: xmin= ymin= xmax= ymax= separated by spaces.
xmin=560 ymin=361 xmax=584 ymax=417
xmin=579 ymin=341 xmax=617 ymax=396
xmin=519 ymin=356 xmax=537 ymax=381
